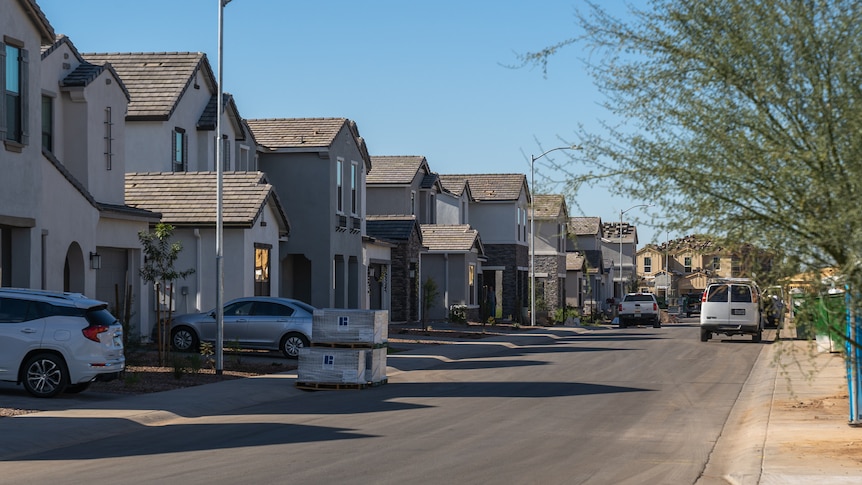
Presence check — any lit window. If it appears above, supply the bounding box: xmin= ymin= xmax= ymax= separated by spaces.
xmin=254 ymin=244 xmax=271 ymax=296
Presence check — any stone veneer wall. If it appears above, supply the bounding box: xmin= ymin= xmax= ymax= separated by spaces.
xmin=535 ymin=253 xmax=568 ymax=316
xmin=390 ymin=233 xmax=422 ymax=322
xmin=483 ymin=243 xmax=528 ymax=322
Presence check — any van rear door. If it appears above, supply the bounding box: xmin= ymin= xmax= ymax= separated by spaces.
xmin=701 ymin=284 xmax=730 ymax=323
xmin=727 ymin=284 xmax=758 ymax=327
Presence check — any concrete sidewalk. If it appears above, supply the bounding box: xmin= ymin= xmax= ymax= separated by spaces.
xmin=700 ymin=328 xmax=861 ymax=484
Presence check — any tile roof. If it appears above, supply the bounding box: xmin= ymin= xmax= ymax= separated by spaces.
xmin=439 ymin=174 xmax=526 ymax=201
xmin=365 ymin=215 xmax=420 ymax=243
xmin=82 ymin=52 xmax=214 ymax=120
xmin=125 ymin=172 xmax=287 ymax=229
xmin=42 ymin=36 xmax=131 ymax=101
xmin=367 ymin=156 xmax=428 ymax=184
xmin=246 ymin=118 xmax=347 ymax=150
xmin=531 ymin=194 xmax=566 ymax=219
xmin=420 ymin=224 xmax=482 ymax=253
xmin=569 ymin=217 xmax=602 ymax=236
xmin=437 ymin=174 xmax=469 ymax=197
xmin=566 ymin=252 xmax=586 ymax=271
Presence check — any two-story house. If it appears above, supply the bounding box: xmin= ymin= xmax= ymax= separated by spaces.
xmin=2 ymin=3 xmax=161 ymax=339
xmin=530 ymin=194 xmax=568 ymax=318
xmin=249 ymin=117 xmax=372 ymax=310
xmin=365 ymin=155 xmax=438 ymax=322
xmin=81 ymin=51 xmax=285 ymax=336
xmin=637 ymin=235 xmax=774 ymax=300
xmin=567 ymin=217 xmax=613 ymax=316
xmin=439 ymin=174 xmax=529 ymax=323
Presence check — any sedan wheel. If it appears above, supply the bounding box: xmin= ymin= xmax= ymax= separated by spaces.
xmin=23 ymin=353 xmax=67 ymax=398
xmin=171 ymin=327 xmax=199 ymax=352
xmin=281 ymin=333 xmax=309 ymax=359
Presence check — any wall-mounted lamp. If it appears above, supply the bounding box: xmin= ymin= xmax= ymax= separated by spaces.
xmin=90 ymin=251 xmax=102 ymax=270
xmin=409 ymin=269 xmax=416 ymax=278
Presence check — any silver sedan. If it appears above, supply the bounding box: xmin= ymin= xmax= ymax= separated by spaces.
xmin=167 ymin=297 xmax=315 ymax=358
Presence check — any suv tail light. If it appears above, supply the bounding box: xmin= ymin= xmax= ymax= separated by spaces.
xmin=701 ymin=290 xmax=708 ymax=303
xmin=653 ymin=303 xmax=658 ymax=311
xmin=82 ymin=325 xmax=110 ymax=343
xmin=618 ymin=303 xmax=623 ymax=312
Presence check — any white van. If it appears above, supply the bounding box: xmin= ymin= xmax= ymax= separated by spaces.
xmin=699 ymin=278 xmax=762 ymax=342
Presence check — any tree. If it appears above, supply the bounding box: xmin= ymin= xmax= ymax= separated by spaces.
xmin=139 ymin=223 xmax=195 ymax=365
xmin=421 ymin=277 xmax=439 ymax=331
xmin=518 ymin=0 xmax=862 ymax=342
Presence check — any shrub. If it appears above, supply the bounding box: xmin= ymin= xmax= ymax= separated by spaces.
xmin=449 ymin=304 xmax=468 ymax=324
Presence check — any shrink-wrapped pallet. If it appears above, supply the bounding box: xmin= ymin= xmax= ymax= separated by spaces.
xmin=312 ymin=309 xmax=388 ymax=345
xmin=297 ymin=348 xmax=367 ymax=385
xmin=365 ymin=347 xmax=387 ymax=384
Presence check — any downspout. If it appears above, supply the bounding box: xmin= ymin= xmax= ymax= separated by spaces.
xmin=194 ymin=228 xmax=202 ymax=312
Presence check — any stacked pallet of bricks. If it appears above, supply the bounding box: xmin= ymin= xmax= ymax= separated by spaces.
xmin=296 ymin=309 xmax=388 ymax=390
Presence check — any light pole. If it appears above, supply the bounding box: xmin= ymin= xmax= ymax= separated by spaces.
xmin=618 ymin=204 xmax=652 ymax=300
xmin=530 ymin=145 xmax=581 ymax=326
xmin=215 ymin=0 xmax=232 ymax=375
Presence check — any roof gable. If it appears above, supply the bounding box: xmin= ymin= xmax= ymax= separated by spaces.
xmin=532 ymin=194 xmax=567 ymax=219
xmin=19 ymin=0 xmax=55 ymax=44
xmin=367 ymin=156 xmax=429 ymax=185
xmin=125 ymin=172 xmax=288 ymax=230
xmin=442 ymin=174 xmax=526 ymax=202
xmin=365 ymin=215 xmax=421 ymax=243
xmin=247 ymin=117 xmax=372 ymax=170
xmin=569 ymin=217 xmax=603 ymax=236
xmin=81 ymin=52 xmax=215 ymax=120
xmin=420 ymin=224 xmax=482 ymax=253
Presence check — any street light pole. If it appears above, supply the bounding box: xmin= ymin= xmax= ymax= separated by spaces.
xmin=618 ymin=204 xmax=652 ymax=300
xmin=215 ymin=0 xmax=232 ymax=375
xmin=530 ymin=145 xmax=581 ymax=326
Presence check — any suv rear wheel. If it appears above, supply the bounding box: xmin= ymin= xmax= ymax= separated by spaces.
xmin=22 ymin=353 xmax=68 ymax=398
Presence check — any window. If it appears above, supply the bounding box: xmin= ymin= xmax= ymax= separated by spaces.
xmin=644 ymin=257 xmax=652 ymax=273
xmin=712 ymin=257 xmax=721 ymax=271
xmin=41 ymin=95 xmax=53 ymax=151
xmin=3 ymin=41 xmax=29 ymax=146
xmin=410 ymin=191 xmax=416 ymax=216
xmin=351 ymin=162 xmax=358 ymax=215
xmin=239 ymin=144 xmax=251 ymax=170
xmin=684 ymin=257 xmax=692 ymax=273
xmin=172 ymin=128 xmax=187 ymax=171
xmin=104 ymin=107 xmax=113 ymax=170
xmin=336 ymin=158 xmax=344 ymax=213
xmin=254 ymin=244 xmax=271 ymax=296
xmin=222 ymin=137 xmax=231 ymax=170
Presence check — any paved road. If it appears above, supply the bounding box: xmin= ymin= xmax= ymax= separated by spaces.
xmin=0 ymin=322 xmax=762 ymax=484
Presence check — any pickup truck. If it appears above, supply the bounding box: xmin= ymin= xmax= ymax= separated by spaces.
xmin=618 ymin=293 xmax=661 ymax=328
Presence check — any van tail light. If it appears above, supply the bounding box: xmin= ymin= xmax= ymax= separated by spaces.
xmin=701 ymin=291 xmax=708 ymax=303
xmin=82 ymin=325 xmax=109 ymax=343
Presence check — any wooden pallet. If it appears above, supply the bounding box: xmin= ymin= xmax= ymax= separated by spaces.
xmin=295 ymin=378 xmax=388 ymax=391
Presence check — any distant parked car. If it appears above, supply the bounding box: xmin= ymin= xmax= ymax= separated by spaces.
xmin=164 ymin=297 xmax=315 ymax=358
xmin=0 ymin=288 xmax=125 ymax=398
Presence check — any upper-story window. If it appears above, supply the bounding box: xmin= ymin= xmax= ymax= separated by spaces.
xmin=41 ymin=95 xmax=53 ymax=152
xmin=104 ymin=107 xmax=113 ymax=170
xmin=684 ymin=256 xmax=692 ymax=273
xmin=410 ymin=191 xmax=416 ymax=216
xmin=336 ymin=158 xmax=344 ymax=213
xmin=712 ymin=256 xmax=721 ymax=271
xmin=644 ymin=257 xmax=652 ymax=273
xmin=221 ymin=136 xmax=231 ymax=171
xmin=2 ymin=41 xmax=28 ymax=147
xmin=172 ymin=128 xmax=187 ymax=171
xmin=351 ymin=161 xmax=358 ymax=215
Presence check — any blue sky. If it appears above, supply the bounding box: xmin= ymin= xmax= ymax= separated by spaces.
xmin=37 ymin=0 xmax=662 ymax=243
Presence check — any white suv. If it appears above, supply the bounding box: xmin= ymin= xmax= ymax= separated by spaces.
xmin=0 ymin=288 xmax=125 ymax=398
xmin=700 ymin=278 xmax=763 ymax=342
